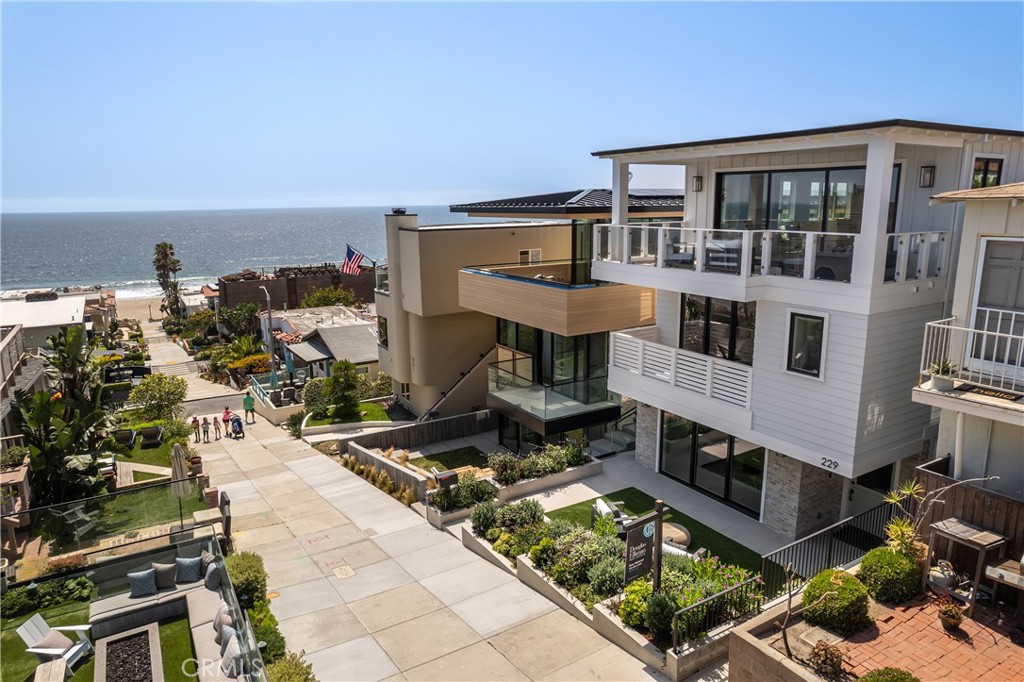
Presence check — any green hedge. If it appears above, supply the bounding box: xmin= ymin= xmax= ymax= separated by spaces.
xmin=225 ymin=552 xmax=267 ymax=610
xmin=858 ymin=547 xmax=920 ymax=604
xmin=801 ymin=569 xmax=873 ymax=636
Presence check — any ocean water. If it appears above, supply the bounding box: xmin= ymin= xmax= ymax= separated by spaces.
xmin=1 ymin=206 xmax=485 ymax=299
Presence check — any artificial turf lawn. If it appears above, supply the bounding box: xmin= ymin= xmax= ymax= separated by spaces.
xmin=118 ymin=437 xmax=174 ymax=468
xmin=306 ymin=402 xmax=391 ymax=426
xmin=408 ymin=446 xmax=488 ymax=472
xmin=159 ymin=615 xmax=196 ymax=681
xmin=545 ymin=486 xmax=762 ymax=572
xmin=133 ymin=470 xmax=166 ymax=482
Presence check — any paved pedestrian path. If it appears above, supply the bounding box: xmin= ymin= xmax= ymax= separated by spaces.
xmin=203 ymin=417 xmax=674 ymax=681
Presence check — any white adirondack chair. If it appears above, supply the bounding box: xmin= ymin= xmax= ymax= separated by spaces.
xmin=17 ymin=614 xmax=93 ymax=668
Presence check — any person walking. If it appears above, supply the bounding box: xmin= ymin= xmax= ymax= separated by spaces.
xmin=222 ymin=407 xmax=232 ymax=439
xmin=212 ymin=415 xmax=222 ymax=441
xmin=201 ymin=417 xmax=211 ymax=443
xmin=191 ymin=416 xmax=201 ymax=443
xmin=243 ymin=392 xmax=256 ymax=424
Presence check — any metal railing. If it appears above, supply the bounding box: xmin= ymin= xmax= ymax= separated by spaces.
xmin=760 ymin=500 xmax=909 ymax=601
xmin=610 ymin=328 xmax=753 ymax=409
xmin=671 ymin=576 xmax=763 ymax=649
xmin=920 ymin=313 xmax=1024 ymax=392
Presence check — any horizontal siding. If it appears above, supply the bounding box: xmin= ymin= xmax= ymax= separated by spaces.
xmin=855 ymin=304 xmax=943 ymax=466
xmin=750 ymin=301 xmax=867 ymax=462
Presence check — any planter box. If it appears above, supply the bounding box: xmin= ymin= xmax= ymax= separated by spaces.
xmin=515 ymin=555 xmax=593 ymax=624
xmin=461 ymin=526 xmax=516 ymax=576
xmin=425 ymin=503 xmax=475 ymax=529
xmin=728 ymin=603 xmax=821 ymax=682
xmin=346 ymin=443 xmax=429 ymax=502
xmin=301 ymin=414 xmax=412 ymax=436
xmin=496 ymin=459 xmax=603 ymax=502
xmin=592 ymin=601 xmax=667 ymax=672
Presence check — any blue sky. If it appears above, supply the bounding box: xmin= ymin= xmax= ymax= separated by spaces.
xmin=3 ymin=2 xmax=1022 ymax=212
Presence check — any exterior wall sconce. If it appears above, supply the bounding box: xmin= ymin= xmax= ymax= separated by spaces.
xmin=919 ymin=166 xmax=936 ymax=188
xmin=691 ymin=176 xmax=704 ymax=192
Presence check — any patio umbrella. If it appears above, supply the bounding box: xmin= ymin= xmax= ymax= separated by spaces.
xmin=269 ymin=369 xmax=279 ymax=390
xmin=170 ymin=444 xmax=191 ymax=530
xmin=284 ymin=349 xmax=295 ymax=384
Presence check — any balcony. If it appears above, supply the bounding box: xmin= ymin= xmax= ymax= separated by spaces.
xmin=486 ymin=353 xmax=620 ymax=435
xmin=458 ymin=260 xmax=654 ymax=336
xmin=593 ymin=223 xmax=950 ymax=294
xmin=375 ymin=267 xmax=389 ymax=294
xmin=609 ymin=327 xmax=753 ymax=410
xmin=913 ymin=311 xmax=1024 ymax=420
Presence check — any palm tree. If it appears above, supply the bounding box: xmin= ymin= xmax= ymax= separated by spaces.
xmin=226 ymin=335 xmax=264 ymax=362
xmin=153 ymin=242 xmax=182 ymax=318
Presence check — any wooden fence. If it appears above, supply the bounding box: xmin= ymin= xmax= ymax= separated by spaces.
xmin=916 ymin=456 xmax=1024 ymax=560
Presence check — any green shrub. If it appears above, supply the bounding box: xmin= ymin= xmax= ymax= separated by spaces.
xmin=1 ymin=586 xmax=35 ymax=616
xmin=496 ymin=498 xmax=545 ymax=533
xmin=858 ymin=547 xmax=920 ymax=604
xmin=248 ymin=599 xmax=278 ymax=628
xmin=859 ymin=668 xmax=920 ymax=682
xmin=267 ymin=651 xmax=318 ymax=682
xmin=588 ymin=557 xmax=625 ymax=597
xmin=471 ymin=501 xmax=498 ymax=535
xmin=163 ymin=418 xmax=193 ymax=442
xmin=618 ymin=579 xmax=652 ymax=628
xmin=508 ymin=524 xmax=550 ymax=559
xmin=569 ymin=583 xmax=597 ymax=611
xmin=302 ymin=378 xmax=330 ymax=418
xmin=451 ymin=472 xmax=496 ymax=510
xmin=645 ymin=592 xmax=677 ymax=639
xmin=254 ymin=621 xmax=287 ymax=664
xmin=485 ymin=527 xmax=502 ymax=542
xmin=488 ymin=453 xmax=522 ymax=486
xmin=493 ymin=532 xmax=513 ymax=557
xmin=801 ymin=569 xmax=873 ymax=636
xmin=529 ymin=537 xmax=557 ymax=569
xmin=285 ymin=410 xmax=305 ymax=439
xmin=547 ymin=518 xmax=575 ymax=540
xmin=226 ymin=551 xmax=267 ymax=610
xmin=593 ymin=513 xmax=618 ymax=538
xmin=808 ymin=640 xmax=845 ymax=680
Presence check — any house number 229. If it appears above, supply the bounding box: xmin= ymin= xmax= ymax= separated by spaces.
xmin=820 ymin=458 xmax=839 ymax=470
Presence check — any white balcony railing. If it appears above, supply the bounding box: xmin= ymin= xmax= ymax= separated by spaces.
xmin=595 ymin=223 xmax=950 ymax=285
xmin=610 ymin=328 xmax=753 ymax=409
xmin=920 ymin=310 xmax=1024 ymax=393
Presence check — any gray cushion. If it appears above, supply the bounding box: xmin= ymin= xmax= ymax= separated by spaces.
xmin=152 ymin=562 xmax=177 ymax=589
xmin=204 ymin=562 xmax=222 ymax=590
xmin=35 ymin=629 xmax=73 ymax=651
xmin=219 ymin=624 xmax=237 ymax=657
xmin=213 ymin=614 xmax=234 ymax=645
xmin=128 ymin=569 xmax=157 ymax=598
xmin=212 ymin=601 xmax=229 ymax=632
xmin=201 ymin=549 xmax=215 ymax=574
xmin=176 ymin=556 xmax=202 ymax=583
xmin=220 ymin=635 xmax=242 ymax=679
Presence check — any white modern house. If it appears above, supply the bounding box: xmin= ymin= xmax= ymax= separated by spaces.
xmin=591 ymin=119 xmax=1024 ymax=539
xmin=913 ymin=182 xmax=1023 ymax=502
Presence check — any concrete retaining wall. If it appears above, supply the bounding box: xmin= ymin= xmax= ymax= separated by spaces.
xmin=346 ymin=442 xmax=429 ymax=501
xmin=461 ymin=526 xmax=516 ymax=576
xmin=592 ymin=601 xmax=667 ymax=671
xmin=515 ymin=555 xmax=593 ymax=624
xmin=253 ymin=399 xmax=304 ymax=426
xmin=348 ymin=410 xmax=497 ymax=451
xmin=729 ymin=604 xmax=822 ymax=682
xmin=302 ymin=418 xmax=411 ymax=437
xmin=496 ymin=459 xmax=603 ymax=502
xmin=425 ymin=504 xmax=474 ymax=529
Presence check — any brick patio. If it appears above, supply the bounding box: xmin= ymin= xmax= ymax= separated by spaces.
xmin=840 ymin=592 xmax=1024 ymax=681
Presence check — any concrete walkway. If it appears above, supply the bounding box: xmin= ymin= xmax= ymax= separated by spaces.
xmin=202 ymin=417 xmax=677 ymax=681
xmin=142 ymin=320 xmax=192 ymax=367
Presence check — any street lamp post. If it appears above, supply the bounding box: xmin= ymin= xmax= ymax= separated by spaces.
xmin=258 ymin=286 xmax=273 ymax=363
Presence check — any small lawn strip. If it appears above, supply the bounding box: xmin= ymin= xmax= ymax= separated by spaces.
xmin=306 ymin=402 xmax=391 ymax=427
xmin=133 ymin=470 xmax=166 ymax=482
xmin=0 ymin=604 xmax=90 ymax=682
xmin=408 ymin=446 xmax=488 ymax=472
xmin=546 ymin=486 xmax=762 ymax=572
xmin=159 ymin=615 xmax=195 ymax=681
xmin=119 ymin=437 xmax=175 ymax=468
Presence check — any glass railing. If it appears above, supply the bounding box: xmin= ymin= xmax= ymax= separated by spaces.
xmin=1 ymin=477 xmax=214 ymax=580
xmin=488 ymin=361 xmax=617 ymax=420
xmin=375 ymin=268 xmax=390 ymax=293
xmin=884 ymin=231 xmax=949 ymax=283
xmin=703 ymin=230 xmax=745 ymax=274
xmin=663 ymin=225 xmax=699 ymax=270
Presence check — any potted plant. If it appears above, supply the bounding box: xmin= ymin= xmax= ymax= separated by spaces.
xmin=0 ymin=446 xmax=28 ymax=473
xmin=928 ymin=359 xmax=957 ymax=391
xmin=936 ymin=595 xmax=963 ymax=631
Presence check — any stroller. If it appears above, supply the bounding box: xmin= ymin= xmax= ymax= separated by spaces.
xmin=230 ymin=414 xmax=245 ymax=439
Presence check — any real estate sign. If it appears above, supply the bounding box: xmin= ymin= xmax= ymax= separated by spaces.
xmin=624 ymin=517 xmax=657 ymax=584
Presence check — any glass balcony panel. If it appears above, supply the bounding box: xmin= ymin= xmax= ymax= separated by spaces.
xmin=663 ymin=226 xmax=697 ymax=270
xmin=812 ymin=234 xmax=855 ymax=282
xmin=884 ymin=235 xmax=899 ymax=282
xmin=628 ymin=227 xmax=657 ymax=266
xmin=704 ymin=230 xmax=743 ymax=274
xmin=375 ymin=269 xmax=389 ymax=293
xmin=927 ymin=237 xmax=944 ymax=278
xmin=750 ymin=232 xmax=765 ymax=275
xmin=489 ymin=362 xmax=616 ymax=421
xmin=768 ymin=232 xmax=807 ymax=277
xmin=905 ymin=235 xmax=922 ymax=281
xmin=596 ymin=224 xmax=624 ymax=263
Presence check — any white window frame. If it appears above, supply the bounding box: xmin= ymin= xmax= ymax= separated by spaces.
xmin=518 ymin=248 xmax=541 ymax=265
xmin=784 ymin=308 xmax=829 ymax=381
xmin=966 ymin=236 xmax=1024 ymax=380
xmin=969 ymin=153 xmax=1007 ymax=189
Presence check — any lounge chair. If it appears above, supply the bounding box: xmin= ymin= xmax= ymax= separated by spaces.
xmin=17 ymin=613 xmax=93 ymax=668
xmin=139 ymin=426 xmax=163 ymax=448
xmin=282 ymin=387 xmax=295 ymax=403
xmin=112 ymin=429 xmax=136 ymax=448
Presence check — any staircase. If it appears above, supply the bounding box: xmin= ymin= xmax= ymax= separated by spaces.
xmin=585 ymin=405 xmax=637 ymax=458
xmin=154 ymin=361 xmax=197 ymax=376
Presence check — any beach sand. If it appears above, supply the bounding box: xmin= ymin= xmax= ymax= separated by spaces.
xmin=116 ymin=296 xmax=164 ymax=323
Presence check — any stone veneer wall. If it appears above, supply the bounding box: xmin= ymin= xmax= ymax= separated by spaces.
xmin=763 ymin=451 xmax=843 ymax=539
xmin=634 ymin=403 xmax=659 ymax=471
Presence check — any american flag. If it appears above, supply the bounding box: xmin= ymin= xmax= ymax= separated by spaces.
xmin=341 ymin=245 xmax=365 ymax=275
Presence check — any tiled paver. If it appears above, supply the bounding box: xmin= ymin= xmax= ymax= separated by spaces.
xmin=840 ymin=593 xmax=1024 ymax=681
xmin=348 ymin=583 xmax=444 ymax=633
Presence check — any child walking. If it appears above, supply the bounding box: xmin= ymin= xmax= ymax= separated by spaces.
xmin=201 ymin=417 xmax=211 ymax=443
xmin=191 ymin=416 xmax=201 ymax=443
xmin=213 ymin=416 xmax=221 ymax=440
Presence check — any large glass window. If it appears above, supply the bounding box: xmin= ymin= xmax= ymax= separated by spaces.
xmin=679 ymin=295 xmax=756 ymax=366
xmin=659 ymin=411 xmax=764 ymax=515
xmin=787 ymin=312 xmax=825 ymax=377
xmin=718 ymin=165 xmax=897 ymax=233
xmin=972 ymin=157 xmax=1003 ymax=189
xmin=377 ymin=317 xmax=389 ymax=349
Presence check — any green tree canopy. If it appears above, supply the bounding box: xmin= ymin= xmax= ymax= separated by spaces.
xmin=221 ymin=303 xmax=262 ymax=337
xmin=129 ymin=373 xmax=189 ymax=420
xmin=153 ymin=242 xmax=183 ymax=318
xmin=185 ymin=308 xmax=217 ymax=336
xmin=300 ymin=285 xmax=356 ymax=309
xmin=324 ymin=361 xmax=361 ymax=418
